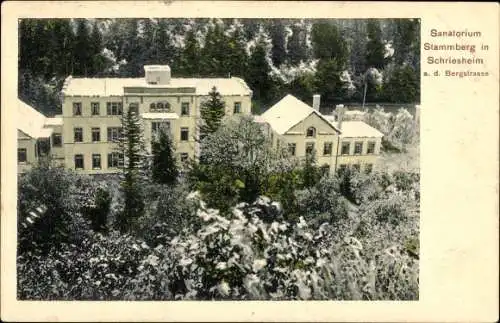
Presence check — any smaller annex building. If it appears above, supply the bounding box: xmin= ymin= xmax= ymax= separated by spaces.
xmin=17 ymin=99 xmax=64 ymax=173
xmin=259 ymin=94 xmax=384 ymax=174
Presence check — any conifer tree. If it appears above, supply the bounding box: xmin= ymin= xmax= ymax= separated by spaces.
xmin=201 ymin=21 xmax=229 ymax=76
xmin=117 ymin=107 xmax=148 ymax=232
xmin=179 ymin=29 xmax=201 ymax=76
xmin=151 ymin=127 xmax=179 ymax=185
xmin=287 ymin=23 xmax=307 ymax=65
xmin=383 ymin=65 xmax=419 ymax=103
xmin=89 ymin=20 xmax=108 ymax=76
xmin=365 ymin=20 xmax=386 ymax=69
xmin=73 ymin=19 xmax=92 ymax=76
xmin=311 ymin=21 xmax=348 ymax=68
xmin=226 ymin=21 xmax=248 ymax=77
xmin=200 ymin=86 xmax=226 ymax=139
xmin=156 ymin=19 xmax=177 ymax=65
xmin=314 ymin=59 xmax=346 ymax=106
xmin=269 ymin=20 xmax=287 ymax=67
xmin=247 ymin=39 xmax=273 ymax=105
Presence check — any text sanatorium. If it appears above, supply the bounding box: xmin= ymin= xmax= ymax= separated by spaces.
xmin=427 ymin=29 xmax=484 ymax=65
xmin=430 ymin=29 xmax=482 ymax=37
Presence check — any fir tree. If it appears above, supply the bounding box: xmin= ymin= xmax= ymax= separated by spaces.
xmin=179 ymin=29 xmax=201 ymax=76
xmin=393 ymin=19 xmax=420 ymax=66
xmin=89 ymin=20 xmax=108 ymax=76
xmin=287 ymin=23 xmax=307 ymax=65
xmin=311 ymin=21 xmax=348 ymax=68
xmin=314 ymin=59 xmax=346 ymax=106
xmin=117 ymin=107 xmax=148 ymax=232
xmin=384 ymin=65 xmax=419 ymax=103
xmin=247 ymin=39 xmax=273 ymax=105
xmin=365 ymin=20 xmax=386 ymax=69
xmin=151 ymin=127 xmax=179 ymax=185
xmin=200 ymin=86 xmax=226 ymax=139
xmin=156 ymin=19 xmax=177 ymax=65
xmin=269 ymin=20 xmax=287 ymax=67
xmin=201 ymin=21 xmax=229 ymax=76
xmin=226 ymin=22 xmax=248 ymax=77
xmin=73 ymin=19 xmax=92 ymax=76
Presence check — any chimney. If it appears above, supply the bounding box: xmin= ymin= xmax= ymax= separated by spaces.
xmin=312 ymin=94 xmax=321 ymax=111
xmin=336 ymin=104 xmax=345 ymax=129
xmin=144 ymin=65 xmax=171 ymax=85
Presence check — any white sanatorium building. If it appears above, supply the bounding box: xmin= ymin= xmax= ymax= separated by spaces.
xmin=17 ymin=65 xmax=383 ymax=174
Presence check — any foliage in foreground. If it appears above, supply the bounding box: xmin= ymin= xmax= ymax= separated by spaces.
xmin=18 ymin=189 xmax=418 ymax=301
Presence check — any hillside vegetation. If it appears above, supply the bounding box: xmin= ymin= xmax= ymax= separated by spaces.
xmin=19 ymin=18 xmax=420 ymax=116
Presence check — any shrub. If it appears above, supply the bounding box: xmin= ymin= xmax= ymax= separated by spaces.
xmin=295 ymin=175 xmax=349 ymax=229
xmin=17 ymin=166 xmax=95 ymax=254
xmin=157 ymin=198 xmax=418 ymax=300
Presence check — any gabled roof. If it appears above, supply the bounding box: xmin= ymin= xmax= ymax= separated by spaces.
xmin=323 ymin=115 xmax=384 ymax=138
xmin=17 ymin=100 xmax=53 ymax=139
xmin=62 ymin=76 xmax=252 ymax=97
xmin=260 ymin=94 xmax=340 ymax=135
xmin=339 ymin=121 xmax=384 ymax=138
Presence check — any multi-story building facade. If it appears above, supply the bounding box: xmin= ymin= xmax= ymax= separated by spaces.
xmin=57 ymin=65 xmax=252 ymax=174
xmin=260 ymin=94 xmax=383 ymax=174
xmin=17 ymin=65 xmax=383 ymax=175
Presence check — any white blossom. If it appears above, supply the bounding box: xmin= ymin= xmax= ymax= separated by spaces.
xmin=252 ymin=258 xmax=267 ymax=272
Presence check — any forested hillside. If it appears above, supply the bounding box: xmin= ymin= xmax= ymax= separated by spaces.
xmin=19 ymin=18 xmax=420 ymax=116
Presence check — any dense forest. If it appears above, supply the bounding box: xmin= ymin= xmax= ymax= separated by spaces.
xmin=19 ymin=18 xmax=420 ymax=116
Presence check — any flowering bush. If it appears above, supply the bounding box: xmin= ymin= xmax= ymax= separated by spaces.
xmin=155 ymin=195 xmax=418 ymax=300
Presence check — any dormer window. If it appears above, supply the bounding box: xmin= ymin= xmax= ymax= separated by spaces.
xmin=306 ymin=127 xmax=316 ymax=138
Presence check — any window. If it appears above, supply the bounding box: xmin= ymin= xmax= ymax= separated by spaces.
xmin=180 ymin=127 xmax=189 ymax=141
xmin=107 ymin=152 xmax=124 ymax=168
xmin=306 ymin=142 xmax=315 ymax=156
xmin=91 ymin=128 xmax=100 ymax=142
xmin=288 ymin=143 xmax=296 ymax=156
xmin=106 ymin=102 xmax=123 ymax=115
xmin=181 ymin=102 xmax=190 ymax=116
xmin=352 ymin=164 xmax=361 ymax=172
xmin=129 ymin=103 xmax=139 ymax=114
xmin=74 ymin=127 xmax=83 ymax=142
xmin=52 ymin=133 xmax=62 ymax=147
xmin=323 ymin=142 xmax=333 ymax=156
xmin=367 ymin=141 xmax=376 ymax=154
xmin=306 ymin=127 xmax=316 ymax=138
xmin=233 ymin=102 xmax=241 ymax=114
xmin=341 ymin=142 xmax=350 ymax=155
xmin=320 ymin=164 xmax=330 ymax=175
xmin=354 ymin=142 xmax=363 ymax=155
xmin=152 ymin=121 xmax=170 ymax=137
xmin=74 ymin=154 xmax=84 ymax=169
xmin=365 ymin=163 xmax=373 ymax=174
xmin=92 ymin=154 xmax=101 ymax=169
xmin=91 ymin=102 xmax=100 ymax=115
xmin=73 ymin=102 xmax=82 ymax=116
xmin=338 ymin=164 xmax=347 ymax=173
xmin=107 ymin=127 xmax=122 ymax=142
xmin=180 ymin=153 xmax=189 ymax=164
xmin=18 ymin=148 xmax=27 ymax=163
xmin=151 ymin=102 xmax=170 ymax=112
